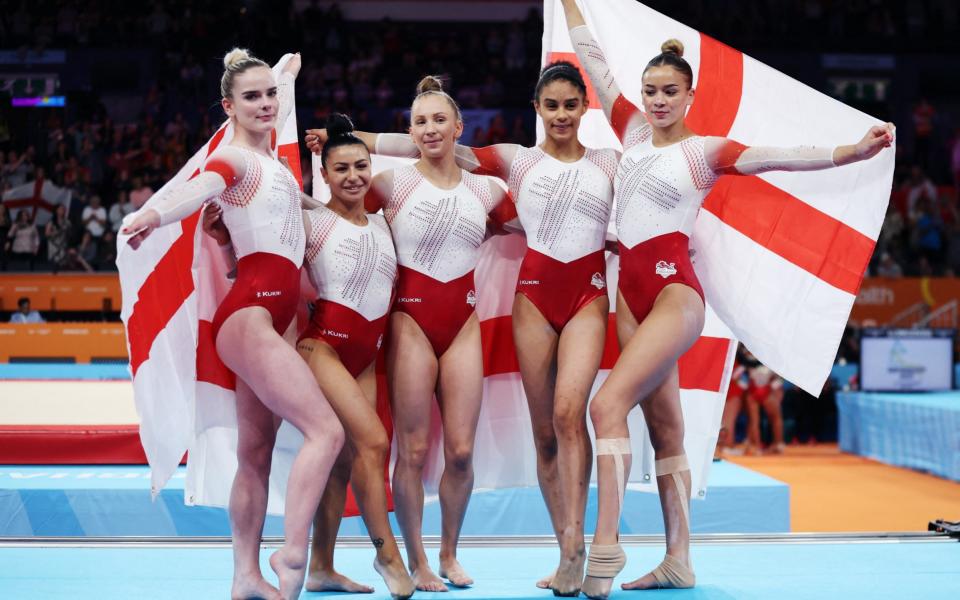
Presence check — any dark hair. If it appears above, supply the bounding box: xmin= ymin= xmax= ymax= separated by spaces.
xmin=17 ymin=297 xmax=29 ymax=307
xmin=411 ymin=75 xmax=462 ymax=121
xmin=320 ymin=113 xmax=369 ymax=168
xmin=643 ymin=39 xmax=693 ymax=88
xmin=534 ymin=60 xmax=587 ymax=102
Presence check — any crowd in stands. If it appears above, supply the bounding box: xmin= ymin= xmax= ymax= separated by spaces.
xmin=1 ymin=2 xmax=958 ymax=276
xmin=1 ymin=2 xmax=956 ymax=433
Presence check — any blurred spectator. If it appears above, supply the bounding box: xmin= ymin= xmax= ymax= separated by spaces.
xmin=130 ymin=177 xmax=153 ymax=210
xmin=95 ymin=231 xmax=118 ymax=271
xmin=109 ymin=190 xmax=135 ymax=233
xmin=743 ymin=351 xmax=785 ymax=455
xmin=9 ymin=297 xmax=45 ymax=324
xmin=905 ymin=166 xmax=937 ymax=219
xmin=78 ymin=228 xmax=99 ymax=264
xmin=82 ymin=195 xmax=108 ymax=240
xmin=875 ymin=252 xmax=903 ymax=278
xmin=912 ymin=197 xmax=945 ymax=268
xmin=5 ymin=210 xmax=40 ymax=270
xmin=3 ymin=149 xmax=33 ymax=187
xmin=44 ymin=205 xmax=73 ymax=269
xmin=61 ymin=247 xmax=94 ymax=273
xmin=911 ymin=98 xmax=935 ymax=170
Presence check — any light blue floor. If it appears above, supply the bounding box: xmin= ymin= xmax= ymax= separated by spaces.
xmin=0 ymin=540 xmax=957 ymax=599
xmin=0 ymin=461 xmax=788 ymax=536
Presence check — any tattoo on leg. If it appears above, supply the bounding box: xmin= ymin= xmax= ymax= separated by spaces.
xmin=372 ymin=537 xmax=384 ymax=548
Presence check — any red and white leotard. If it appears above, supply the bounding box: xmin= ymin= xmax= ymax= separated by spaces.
xmin=569 ymin=25 xmax=836 ymax=321
xmin=367 ymin=165 xmax=507 ymax=355
xmin=298 ymin=205 xmax=397 ymax=376
xmin=375 ymin=132 xmax=619 ymax=332
xmin=206 ymin=147 xmax=305 ymax=338
xmin=126 ymin=72 xmax=304 ymax=339
xmin=509 ymin=145 xmax=617 ymax=330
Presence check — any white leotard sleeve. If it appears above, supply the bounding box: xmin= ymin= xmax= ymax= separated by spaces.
xmin=145 ymin=171 xmax=228 ymax=227
xmin=276 ymin=72 xmax=295 ymax=131
xmin=704 ymin=137 xmax=837 ymax=176
xmin=375 ymin=133 xmax=487 ymax=174
xmin=569 ymin=25 xmax=621 ymax=120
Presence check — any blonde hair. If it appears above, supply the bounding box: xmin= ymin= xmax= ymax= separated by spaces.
xmin=411 ymin=75 xmax=462 ymax=122
xmin=220 ymin=47 xmax=269 ymax=98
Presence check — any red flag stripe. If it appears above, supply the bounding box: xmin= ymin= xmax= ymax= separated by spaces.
xmin=482 ymin=314 xmax=729 ymax=392
xmin=126 ymin=212 xmax=200 ymax=375
xmin=277 ymin=142 xmax=304 ymax=189
xmin=703 ymin=176 xmax=875 ymax=296
xmin=686 ymin=34 xmax=744 ymax=137
xmin=196 ymin=319 xmax=236 ymax=390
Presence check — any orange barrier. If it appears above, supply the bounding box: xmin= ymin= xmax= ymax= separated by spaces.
xmin=0 ymin=323 xmax=128 ymax=362
xmin=853 ymin=277 xmax=960 ymax=325
xmin=0 ymin=274 xmax=122 ymax=312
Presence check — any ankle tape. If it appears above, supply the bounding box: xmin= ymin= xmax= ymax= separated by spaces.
xmin=596 ymin=438 xmax=631 ymax=522
xmin=655 ymin=453 xmax=690 ymax=532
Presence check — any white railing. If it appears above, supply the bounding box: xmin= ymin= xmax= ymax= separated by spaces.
xmin=915 ymin=300 xmax=958 ymax=329
xmin=888 ymin=302 xmax=928 ymax=328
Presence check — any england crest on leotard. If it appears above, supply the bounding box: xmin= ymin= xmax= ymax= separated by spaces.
xmin=655 ymin=260 xmax=677 ymax=279
xmin=466 ymin=289 xmax=477 ymax=307
xmin=590 ymin=272 xmax=606 ymax=290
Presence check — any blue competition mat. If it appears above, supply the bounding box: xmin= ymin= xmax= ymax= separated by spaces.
xmin=0 ymin=461 xmax=788 ymax=536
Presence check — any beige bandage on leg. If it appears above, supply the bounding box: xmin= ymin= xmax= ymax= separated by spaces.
xmin=650 ymin=454 xmax=695 ymax=589
xmin=586 ymin=438 xmax=631 ymax=579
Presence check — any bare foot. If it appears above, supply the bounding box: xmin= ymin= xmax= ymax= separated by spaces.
xmin=269 ymin=547 xmax=307 ymax=600
xmin=411 ymin=565 xmax=448 ymax=592
xmin=231 ymin=574 xmax=282 ymax=600
xmin=374 ymin=557 xmax=416 ymax=599
xmin=304 ymin=569 xmax=374 ymax=593
xmin=550 ymin=553 xmax=585 ymax=597
xmin=581 ymin=575 xmax=614 ymax=600
xmin=536 ymin=570 xmax=556 ymax=589
xmin=438 ymin=556 xmax=473 ymax=588
xmin=621 ymin=572 xmax=659 ymax=591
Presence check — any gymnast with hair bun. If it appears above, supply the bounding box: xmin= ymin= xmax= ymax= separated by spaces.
xmin=307 ymin=57 xmax=620 ymax=599
xmin=560 ymin=1 xmax=894 ymax=596
xmin=203 ymin=111 xmax=415 ymax=599
xmin=122 ymin=48 xmax=344 ymax=600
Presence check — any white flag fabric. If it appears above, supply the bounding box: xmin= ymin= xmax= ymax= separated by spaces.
xmin=117 ymin=54 xmax=304 ymax=504
xmin=545 ymin=0 xmax=894 ymax=396
xmin=2 ymin=178 xmax=72 ymax=226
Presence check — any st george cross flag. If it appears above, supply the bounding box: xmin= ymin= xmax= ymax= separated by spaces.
xmin=117 ymin=54 xmax=303 ymax=504
xmin=545 ymin=0 xmax=894 ymax=396
xmin=2 ymin=178 xmax=72 ymax=226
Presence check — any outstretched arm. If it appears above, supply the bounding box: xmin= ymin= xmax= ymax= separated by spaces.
xmin=305 ymin=127 xmax=519 ymax=181
xmin=707 ymin=124 xmax=895 ymax=176
xmin=120 ymin=147 xmax=246 ymax=249
xmin=561 ymin=0 xmax=644 ymax=141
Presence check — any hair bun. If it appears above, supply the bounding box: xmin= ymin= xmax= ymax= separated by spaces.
xmin=326 ymin=113 xmax=355 ymax=138
xmin=416 ymin=75 xmax=444 ymax=95
xmin=223 ymin=47 xmax=253 ymax=69
xmin=660 ymin=39 xmax=684 ymax=57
